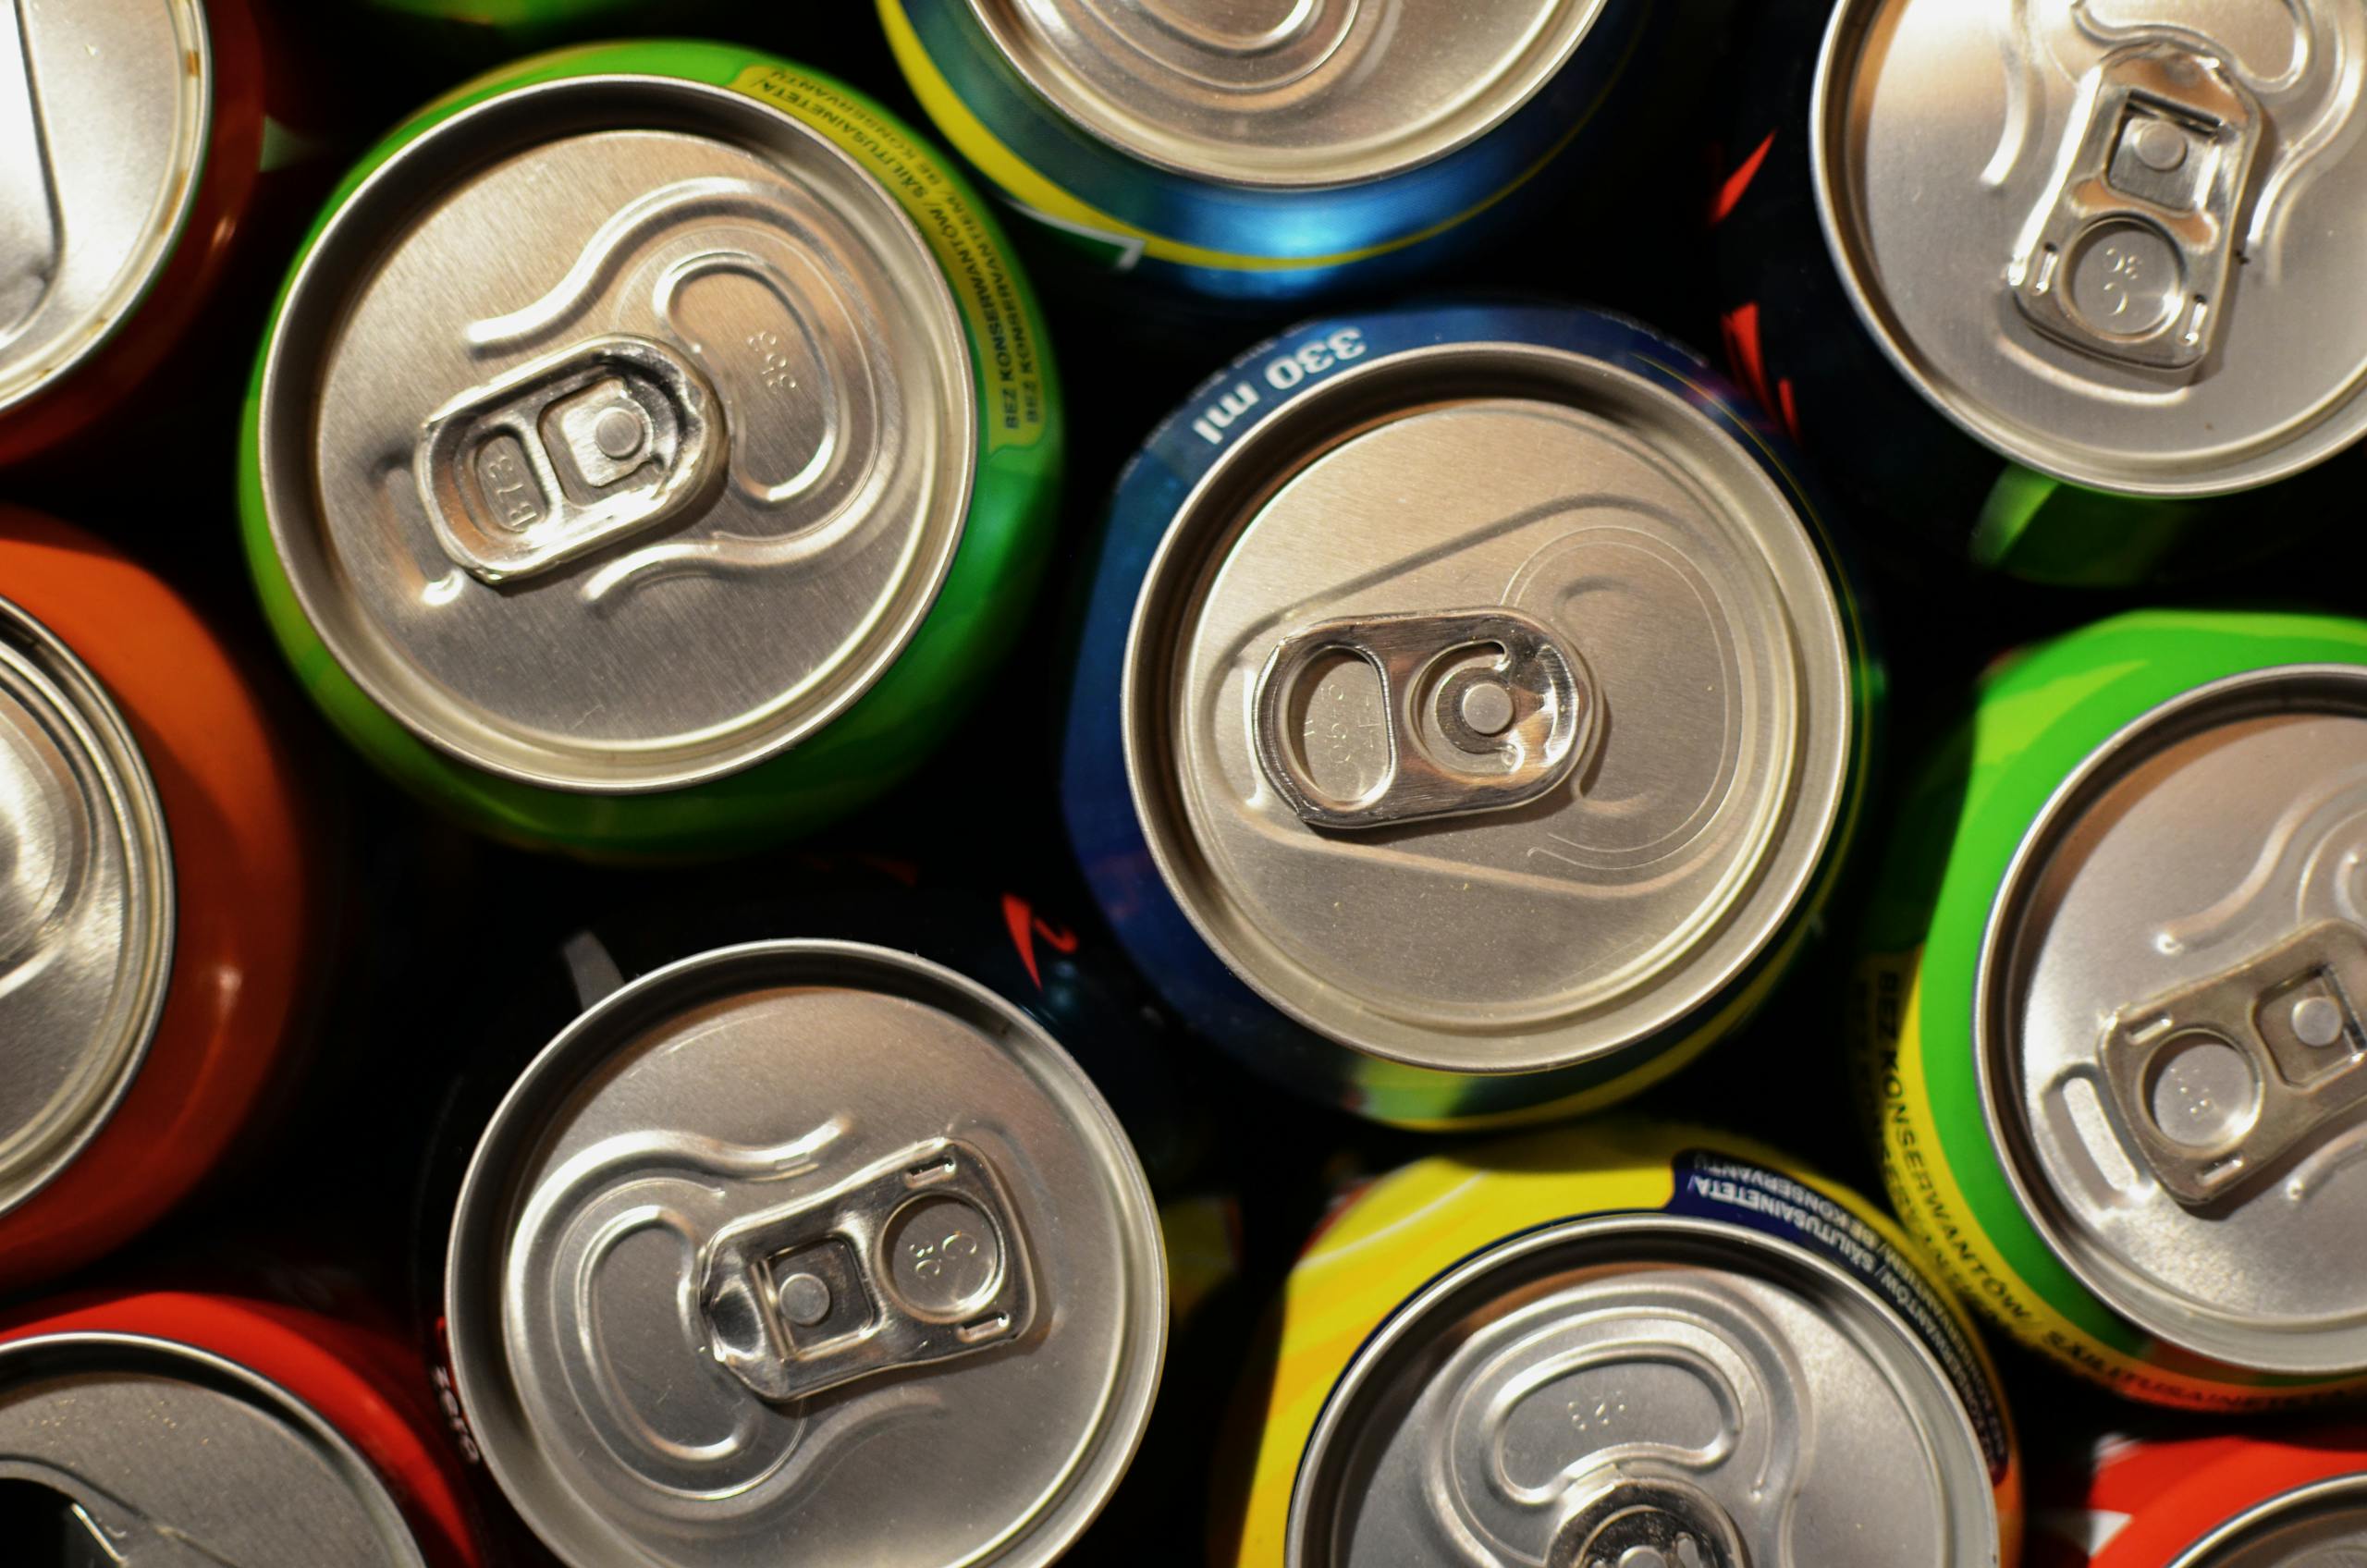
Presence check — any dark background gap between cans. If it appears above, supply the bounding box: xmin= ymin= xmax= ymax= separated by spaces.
xmin=6 ymin=0 xmax=2350 ymax=1552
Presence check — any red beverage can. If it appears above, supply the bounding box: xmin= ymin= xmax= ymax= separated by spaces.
xmin=0 ymin=508 xmax=315 ymax=1287
xmin=0 ymin=0 xmax=283 ymax=467
xmin=2029 ymin=1426 xmax=2367 ymax=1566
xmin=0 ymin=1288 xmax=488 ymax=1565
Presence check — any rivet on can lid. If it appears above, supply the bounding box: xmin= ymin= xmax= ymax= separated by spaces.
xmin=0 ymin=598 xmax=173 ymax=1219
xmin=258 ymin=80 xmax=977 ymax=793
xmin=965 ymin=0 xmax=1612 ymax=189
xmin=0 ymin=0 xmax=211 ymax=415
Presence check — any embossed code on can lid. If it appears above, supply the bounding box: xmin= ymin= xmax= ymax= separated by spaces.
xmin=1983 ymin=667 xmax=2367 ymax=1375
xmin=968 ymin=0 xmax=1610 ymax=188
xmin=0 ymin=0 xmax=208 ymax=416
xmin=445 ymin=941 xmax=1165 ymax=1568
xmin=0 ymin=1333 xmax=426 ymax=1566
xmin=2177 ymin=1474 xmax=2367 ymax=1567
xmin=1285 ymin=1218 xmax=1998 ymax=1567
xmin=1816 ymin=0 xmax=2367 ymax=496
xmin=1126 ymin=345 xmax=1853 ymax=1076
xmin=0 ymin=598 xmax=170 ymax=1219
xmin=256 ymin=78 xmax=975 ymax=792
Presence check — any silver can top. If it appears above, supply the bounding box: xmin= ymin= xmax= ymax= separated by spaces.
xmin=1983 ymin=666 xmax=2367 ymax=1374
xmin=0 ymin=1332 xmax=426 ymax=1567
xmin=256 ymin=77 xmax=975 ymax=792
xmin=1287 ymin=1216 xmax=2000 ymax=1567
xmin=0 ymin=597 xmax=171 ymax=1218
xmin=1815 ymin=0 xmax=2367 ymax=495
xmin=1125 ymin=344 xmax=1854 ymax=1076
xmin=446 ymin=940 xmax=1166 ymax=1568
xmin=0 ymin=0 xmax=209 ymax=417
xmin=967 ymin=0 xmax=1610 ymax=188
xmin=2177 ymin=1474 xmax=2367 ymax=1567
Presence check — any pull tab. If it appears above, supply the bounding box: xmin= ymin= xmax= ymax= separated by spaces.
xmin=2008 ymin=42 xmax=2261 ymax=373
xmin=2099 ymin=920 xmax=2367 ymax=1206
xmin=0 ymin=1474 xmax=249 ymax=1567
xmin=0 ymin=0 xmax=59 ymax=334
xmin=698 ymin=1138 xmax=1034 ymax=1403
xmin=1250 ymin=607 xmax=1588 ymax=830
xmin=1547 ymin=1475 xmax=1748 ymax=1568
xmin=413 ymin=335 xmax=724 ymax=584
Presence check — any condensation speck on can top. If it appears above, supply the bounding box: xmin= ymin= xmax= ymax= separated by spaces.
xmin=0 ymin=0 xmax=210 ymax=414
xmin=1981 ymin=666 xmax=2367 ymax=1376
xmin=1813 ymin=0 xmax=2367 ymax=496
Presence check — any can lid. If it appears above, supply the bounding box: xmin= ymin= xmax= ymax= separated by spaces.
xmin=1815 ymin=0 xmax=2367 ymax=496
xmin=2175 ymin=1473 xmax=2367 ymax=1566
xmin=0 ymin=1331 xmax=427 ymax=1566
xmin=1286 ymin=1215 xmax=1999 ymax=1567
xmin=0 ymin=597 xmax=172 ymax=1218
xmin=1982 ymin=665 xmax=2367 ymax=1373
xmin=0 ymin=0 xmax=209 ymax=417
xmin=965 ymin=0 xmax=1610 ymax=189
xmin=256 ymin=76 xmax=975 ymax=792
xmin=1125 ymin=344 xmax=1853 ymax=1076
xmin=446 ymin=939 xmax=1166 ymax=1568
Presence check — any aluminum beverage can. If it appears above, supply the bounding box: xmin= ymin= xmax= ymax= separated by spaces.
xmin=2028 ymin=1426 xmax=2367 ymax=1566
xmin=1858 ymin=610 xmax=2367 ymax=1408
xmin=0 ymin=1289 xmax=488 ymax=1565
xmin=1220 ymin=1120 xmax=2018 ymax=1567
xmin=441 ymin=936 xmax=1166 ymax=1567
xmin=0 ymin=0 xmax=284 ymax=469
xmin=1061 ymin=299 xmax=1873 ymax=1127
xmin=1712 ymin=0 xmax=2367 ymax=586
xmin=880 ymin=0 xmax=1655 ymax=300
xmin=0 ymin=508 xmax=314 ymax=1291
xmin=242 ymin=41 xmax=1062 ymax=859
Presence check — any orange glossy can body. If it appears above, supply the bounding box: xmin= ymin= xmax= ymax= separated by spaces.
xmin=0 ymin=1289 xmax=488 ymax=1566
xmin=2029 ymin=1426 xmax=2367 ymax=1566
xmin=0 ymin=508 xmax=314 ymax=1287
xmin=0 ymin=0 xmax=276 ymax=468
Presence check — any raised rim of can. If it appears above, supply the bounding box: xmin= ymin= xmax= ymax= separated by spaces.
xmin=0 ymin=1330 xmax=429 ymax=1567
xmin=0 ymin=594 xmax=174 ymax=1220
xmin=2171 ymin=1471 xmax=2367 ymax=1567
xmin=0 ymin=0 xmax=213 ymax=417
xmin=1808 ymin=0 xmax=2367 ymax=499
xmin=1976 ymin=662 xmax=2367 ymax=1375
xmin=1283 ymin=1212 xmax=2001 ymax=1567
xmin=444 ymin=937 xmax=1168 ymax=1568
xmin=254 ymin=73 xmax=977 ymax=795
xmin=1120 ymin=339 xmax=1852 ymax=1076
xmin=962 ymin=0 xmax=1609 ymax=190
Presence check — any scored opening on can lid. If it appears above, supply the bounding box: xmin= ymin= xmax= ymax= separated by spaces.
xmin=965 ymin=0 xmax=1611 ymax=189
xmin=1286 ymin=1216 xmax=2000 ymax=1568
xmin=1981 ymin=665 xmax=2367 ymax=1376
xmin=446 ymin=939 xmax=1166 ymax=1568
xmin=0 ymin=1331 xmax=427 ymax=1567
xmin=0 ymin=597 xmax=172 ymax=1219
xmin=1123 ymin=343 xmax=1853 ymax=1077
xmin=2173 ymin=1472 xmax=2367 ymax=1567
xmin=1814 ymin=0 xmax=2367 ymax=496
xmin=0 ymin=0 xmax=210 ymax=417
xmin=256 ymin=76 xmax=976 ymax=793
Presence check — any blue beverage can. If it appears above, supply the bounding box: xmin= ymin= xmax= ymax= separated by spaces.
xmin=1061 ymin=300 xmax=1876 ymax=1128
xmin=879 ymin=0 xmax=1654 ymax=301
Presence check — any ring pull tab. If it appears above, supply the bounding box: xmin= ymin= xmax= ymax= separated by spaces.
xmin=1547 ymin=1475 xmax=1749 ymax=1568
xmin=1250 ymin=607 xmax=1589 ymax=831
xmin=698 ymin=1138 xmax=1035 ymax=1403
xmin=413 ymin=334 xmax=726 ymax=584
xmin=2008 ymin=42 xmax=2262 ymax=374
xmin=0 ymin=0 xmax=59 ymax=334
xmin=0 ymin=1471 xmax=251 ymax=1567
xmin=2099 ymin=919 xmax=2367 ymax=1207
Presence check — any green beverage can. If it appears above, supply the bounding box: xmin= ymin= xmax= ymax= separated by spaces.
xmin=241 ymin=41 xmax=1061 ymax=859
xmin=1858 ymin=608 xmax=2367 ymax=1410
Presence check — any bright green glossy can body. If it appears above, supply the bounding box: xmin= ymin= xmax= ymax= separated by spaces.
xmin=241 ymin=41 xmax=1061 ymax=859
xmin=1857 ymin=609 xmax=2367 ymax=1409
